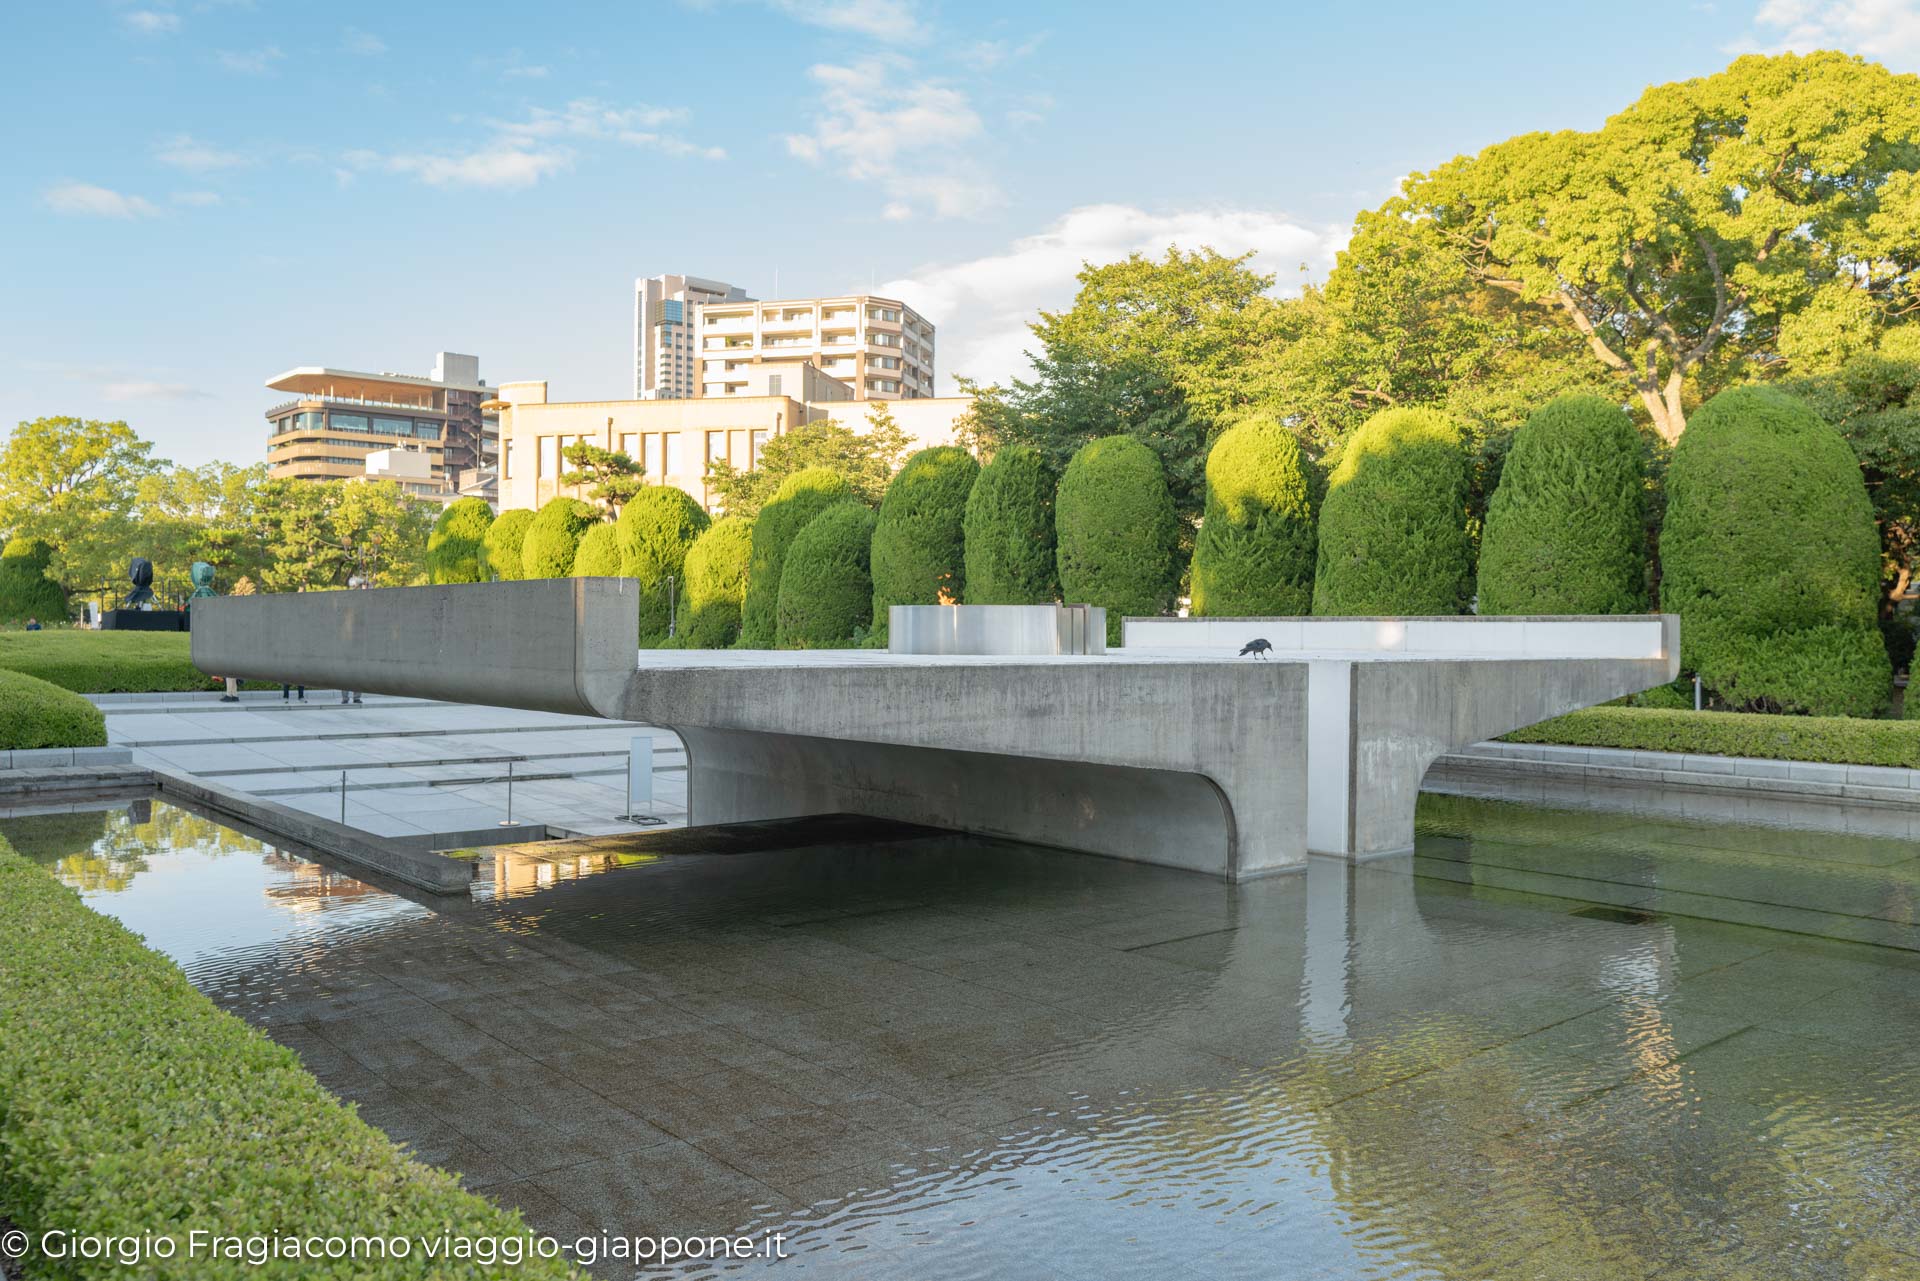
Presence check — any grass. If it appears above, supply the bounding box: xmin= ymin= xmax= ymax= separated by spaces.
xmin=0 ymin=668 xmax=107 ymax=749
xmin=0 ymin=630 xmax=219 ymax=695
xmin=1505 ymin=704 xmax=1920 ymax=768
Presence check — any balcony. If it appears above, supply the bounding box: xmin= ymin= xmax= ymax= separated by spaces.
xmin=265 ymin=394 xmax=445 ymax=418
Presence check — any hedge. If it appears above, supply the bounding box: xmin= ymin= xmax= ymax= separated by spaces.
xmin=484 ymin=508 xmax=535 ymax=581
xmin=962 ymin=444 xmax=1057 ymax=605
xmin=1313 ymin=407 xmax=1473 ymax=616
xmin=1055 ymin=436 xmax=1178 ymax=645
xmin=0 ymin=838 xmax=581 ymax=1281
xmin=0 ymin=537 xmax=68 ymax=624
xmin=616 ymin=487 xmax=711 ymax=643
xmin=0 ymin=632 xmax=214 ymax=695
xmin=0 ymin=668 xmax=106 ymax=749
xmin=1504 ymin=704 xmax=1920 ymax=769
xmin=776 ymin=503 xmax=876 ymax=649
xmin=677 ymin=516 xmax=754 ymax=648
xmin=1189 ymin=415 xmax=1316 ymax=617
xmin=1661 ymin=384 xmax=1888 ymax=716
xmin=423 ymin=497 xmax=494 ymax=585
xmin=1476 ymin=394 xmax=1647 ymax=615
xmin=870 ymin=445 xmax=979 ymax=642
xmin=521 ymin=498 xmax=602 ymax=580
xmin=568 ymin=522 xmax=622 ymax=577
xmin=740 ymin=467 xmax=853 ymax=647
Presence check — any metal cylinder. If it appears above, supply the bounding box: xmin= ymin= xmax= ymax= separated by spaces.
xmin=888 ymin=604 xmax=1107 ymax=656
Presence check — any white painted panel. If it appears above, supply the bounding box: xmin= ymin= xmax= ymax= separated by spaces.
xmin=1403 ymin=620 xmax=1528 ymax=654
xmin=1306 ymin=661 xmax=1353 ymax=854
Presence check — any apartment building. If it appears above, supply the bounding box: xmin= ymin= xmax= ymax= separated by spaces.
xmin=634 ymin=274 xmax=750 ymax=399
xmin=263 ymin=351 xmax=498 ymax=489
xmin=694 ymin=294 xmax=935 ymax=401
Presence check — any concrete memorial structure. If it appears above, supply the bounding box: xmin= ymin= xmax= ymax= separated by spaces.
xmin=193 ymin=580 xmax=1677 ymax=880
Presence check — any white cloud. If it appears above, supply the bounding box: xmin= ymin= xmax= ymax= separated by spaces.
xmin=1736 ymin=0 xmax=1920 ymax=65
xmin=216 ymin=46 xmax=284 ymax=75
xmin=153 ymin=133 xmax=247 ymax=171
xmin=103 ymin=380 xmax=212 ymax=402
xmin=123 ymin=10 xmax=180 ymax=35
xmin=504 ymin=63 xmax=549 ymax=79
xmin=957 ymin=34 xmax=1044 ymax=71
xmin=784 ymin=57 xmax=998 ymax=219
xmin=343 ymin=27 xmax=387 ymax=56
xmin=351 ymin=98 xmax=722 ymax=189
xmin=171 ymin=190 xmax=223 ymax=206
xmin=349 ymin=145 xmax=573 ymax=190
xmin=42 ymin=182 xmax=161 ymax=218
xmin=880 ymin=204 xmax=1348 ymax=391
xmin=768 ymin=0 xmax=925 ymax=43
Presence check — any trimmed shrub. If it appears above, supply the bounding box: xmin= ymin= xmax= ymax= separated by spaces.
xmin=680 ymin=515 xmax=754 ymax=648
xmin=0 ymin=668 xmax=106 ymax=748
xmin=0 ymin=632 xmax=211 ymax=695
xmin=1190 ymin=415 xmax=1316 ymax=616
xmin=1476 ymin=394 xmax=1647 ymax=615
xmin=1055 ymin=436 xmax=1178 ymax=645
xmin=870 ymin=445 xmax=979 ymax=641
xmin=963 ymin=444 xmax=1057 ymax=605
xmin=424 ymin=496 xmax=494 ymax=585
xmin=0 ymin=537 xmax=67 ymax=624
xmin=1312 ymin=407 xmax=1472 ymax=616
xmin=521 ymin=497 xmax=602 ymax=580
xmin=1505 ymin=704 xmax=1920 ymax=768
xmin=0 ymin=838 xmax=578 ymax=1281
xmin=617 ymin=487 xmax=712 ymax=643
xmin=485 ymin=508 xmax=535 ymax=581
xmin=569 ymin=521 xmax=622 ymax=576
xmin=776 ymin=503 xmax=876 ymax=649
xmin=740 ymin=467 xmax=853 ymax=647
xmin=1661 ymin=384 xmax=1889 ymax=716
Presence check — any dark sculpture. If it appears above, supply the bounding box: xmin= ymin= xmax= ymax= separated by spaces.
xmin=125 ymin=557 xmax=155 ymax=608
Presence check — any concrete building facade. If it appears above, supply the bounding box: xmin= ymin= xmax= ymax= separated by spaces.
xmin=634 ymin=274 xmax=750 ymax=400
xmin=264 ymin=351 xmax=498 ymax=490
xmin=694 ymin=294 xmax=934 ymax=401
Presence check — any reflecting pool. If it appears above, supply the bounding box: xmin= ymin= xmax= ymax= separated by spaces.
xmin=4 ymin=795 xmax=1919 ymax=1281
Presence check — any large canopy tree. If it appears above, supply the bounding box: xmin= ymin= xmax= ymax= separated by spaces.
xmin=0 ymin=417 xmax=162 ymax=591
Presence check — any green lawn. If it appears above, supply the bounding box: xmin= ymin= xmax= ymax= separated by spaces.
xmin=0 ymin=629 xmax=221 ymax=694
xmin=1505 ymin=704 xmax=1920 ymax=768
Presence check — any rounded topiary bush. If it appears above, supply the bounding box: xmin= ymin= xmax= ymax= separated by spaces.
xmin=485 ymin=508 xmax=535 ymax=581
xmin=740 ymin=467 xmax=854 ymax=647
xmin=963 ymin=444 xmax=1057 ymax=605
xmin=1662 ymin=384 xmax=1889 ymax=716
xmin=521 ymin=498 xmax=602 ymax=580
xmin=425 ymin=497 xmax=495 ymax=585
xmin=679 ymin=515 xmax=754 ymax=648
xmin=1476 ymin=394 xmax=1647 ymax=615
xmin=1055 ymin=436 xmax=1178 ymax=645
xmin=870 ymin=446 xmax=979 ymax=640
xmin=569 ymin=522 xmax=622 ymax=576
xmin=1312 ymin=407 xmax=1472 ymax=616
xmin=617 ymin=487 xmax=711 ymax=643
xmin=1190 ymin=415 xmax=1317 ymax=617
xmin=776 ymin=503 xmax=876 ymax=649
xmin=0 ymin=538 xmax=67 ymax=624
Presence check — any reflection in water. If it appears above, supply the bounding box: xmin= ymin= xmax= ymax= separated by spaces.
xmin=4 ymin=795 xmax=1920 ymax=1280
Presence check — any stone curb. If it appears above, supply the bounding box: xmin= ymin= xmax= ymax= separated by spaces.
xmin=0 ymin=745 xmax=134 ymax=770
xmin=1436 ymin=741 xmax=1920 ymax=811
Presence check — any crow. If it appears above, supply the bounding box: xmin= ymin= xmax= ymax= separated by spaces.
xmin=1239 ymin=638 xmax=1272 ymax=659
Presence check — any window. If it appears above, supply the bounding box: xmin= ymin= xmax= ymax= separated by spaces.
xmin=412 ymin=420 xmax=442 ymax=439
xmin=643 ymin=434 xmax=662 ymax=477
xmin=767 ymin=374 xmax=782 ymax=396
xmin=663 ymin=432 xmax=683 ymax=476
xmin=619 ymin=433 xmax=638 ymax=459
xmin=504 ymin=441 xmax=515 ymax=479
xmin=750 ymin=428 xmax=769 ymax=468
xmin=329 ymin=412 xmax=369 ymax=433
xmin=539 ymin=435 xmax=558 ymax=478
xmin=707 ymin=431 xmax=726 ymax=464
xmin=371 ymin=416 xmax=413 ymax=436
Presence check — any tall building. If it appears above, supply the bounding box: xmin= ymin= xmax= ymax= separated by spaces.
xmin=634 ymin=274 xmax=750 ymax=399
xmin=693 ymin=294 xmax=935 ymax=401
xmin=263 ymin=351 xmax=498 ymax=489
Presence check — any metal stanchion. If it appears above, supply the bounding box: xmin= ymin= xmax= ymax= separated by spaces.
xmin=498 ymin=759 xmax=521 ymax=827
xmin=339 ymin=769 xmax=348 ymax=824
xmin=1693 ymin=674 xmax=1703 ymax=711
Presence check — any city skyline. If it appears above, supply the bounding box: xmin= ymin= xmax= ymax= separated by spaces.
xmin=7 ymin=0 xmax=1915 ymax=468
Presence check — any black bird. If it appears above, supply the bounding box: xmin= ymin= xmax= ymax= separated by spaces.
xmin=1239 ymin=638 xmax=1272 ymax=660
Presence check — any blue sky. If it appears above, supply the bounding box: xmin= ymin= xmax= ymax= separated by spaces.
xmin=6 ymin=0 xmax=1913 ymax=467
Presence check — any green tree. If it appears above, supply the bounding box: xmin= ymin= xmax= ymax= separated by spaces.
xmin=521 ymin=498 xmax=602 ymax=579
xmin=1661 ymin=384 xmax=1889 ymax=715
xmin=1055 ymin=436 xmax=1178 ymax=644
xmin=570 ymin=522 xmax=622 ymax=576
xmin=256 ymin=479 xmax=342 ymax=594
xmin=704 ymin=404 xmax=909 ymax=517
xmin=1190 ymin=415 xmax=1318 ymax=616
xmin=0 ymin=539 xmax=69 ymax=624
xmin=136 ymin=462 xmax=273 ymax=586
xmin=740 ymin=467 xmax=853 ymax=647
xmin=775 ymin=503 xmax=876 ymax=649
xmin=0 ymin=416 xmax=162 ymax=591
xmin=425 ymin=497 xmax=495 ymax=585
xmin=560 ymin=441 xmax=644 ymax=517
xmin=331 ymin=480 xmax=432 ymax=587
xmin=962 ymin=444 xmax=1058 ymax=605
xmin=485 ymin=509 xmax=535 ymax=581
xmin=679 ymin=515 xmax=754 ymax=648
xmin=1476 ymin=394 xmax=1648 ymax=615
xmin=615 ymin=487 xmax=711 ymax=643
xmin=869 ymin=446 xmax=979 ymax=641
xmin=1312 ymin=408 xmax=1473 ymax=616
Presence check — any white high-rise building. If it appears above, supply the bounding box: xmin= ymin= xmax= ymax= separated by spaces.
xmin=693 ymin=294 xmax=935 ymax=400
xmin=634 ymin=274 xmax=750 ymax=399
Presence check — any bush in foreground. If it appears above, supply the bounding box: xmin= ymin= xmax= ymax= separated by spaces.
xmin=1476 ymin=394 xmax=1647 ymax=615
xmin=870 ymin=446 xmax=979 ymax=641
xmin=1504 ymin=704 xmax=1920 ymax=768
xmin=962 ymin=444 xmax=1057 ymax=605
xmin=617 ymin=487 xmax=712 ymax=643
xmin=424 ymin=497 xmax=495 ymax=585
xmin=521 ymin=498 xmax=602 ymax=580
xmin=679 ymin=515 xmax=754 ymax=648
xmin=484 ymin=508 xmax=535 ymax=581
xmin=0 ymin=668 xmax=106 ymax=749
xmin=0 ymin=838 xmax=580 ymax=1281
xmin=1661 ymin=384 xmax=1888 ymax=715
xmin=1055 ymin=436 xmax=1177 ymax=644
xmin=1313 ymin=407 xmax=1472 ymax=616
xmin=0 ymin=537 xmax=68 ymax=624
xmin=740 ymin=468 xmax=853 ymax=647
xmin=569 ymin=522 xmax=623 ymax=577
xmin=776 ymin=503 xmax=876 ymax=649
xmin=1189 ymin=415 xmax=1316 ymax=616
